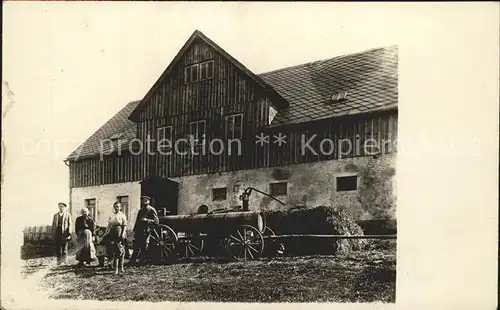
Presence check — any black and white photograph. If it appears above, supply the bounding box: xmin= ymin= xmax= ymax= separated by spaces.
xmin=1 ymin=2 xmax=498 ymax=310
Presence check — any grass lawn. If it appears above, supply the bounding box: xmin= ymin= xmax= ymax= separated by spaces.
xmin=32 ymin=241 xmax=396 ymax=303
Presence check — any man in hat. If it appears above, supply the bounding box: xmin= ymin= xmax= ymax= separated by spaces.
xmin=51 ymin=202 xmax=72 ymax=265
xmin=129 ymin=196 xmax=159 ymax=265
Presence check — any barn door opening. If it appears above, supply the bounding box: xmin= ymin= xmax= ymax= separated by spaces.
xmin=140 ymin=177 xmax=179 ymax=216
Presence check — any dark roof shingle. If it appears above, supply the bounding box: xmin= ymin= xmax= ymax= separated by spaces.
xmin=260 ymin=45 xmax=398 ymax=126
xmin=66 ymin=101 xmax=140 ymax=160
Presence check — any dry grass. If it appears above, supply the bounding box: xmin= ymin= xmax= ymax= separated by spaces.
xmin=31 ymin=240 xmax=396 ymax=303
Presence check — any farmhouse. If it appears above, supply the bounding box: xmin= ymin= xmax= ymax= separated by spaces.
xmin=65 ymin=30 xmax=398 ymax=231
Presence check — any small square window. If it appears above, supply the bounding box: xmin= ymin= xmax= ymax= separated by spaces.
xmin=85 ymin=198 xmax=97 ymax=220
xmin=331 ymin=91 xmax=349 ymax=102
xmin=190 ymin=120 xmax=206 ymax=147
xmin=117 ymin=196 xmax=129 ymax=219
xmin=270 ymin=182 xmax=287 ymax=196
xmin=212 ymin=187 xmax=227 ymax=201
xmin=157 ymin=126 xmax=173 ymax=152
xmin=225 ymin=113 xmax=243 ymax=140
xmin=336 ymin=175 xmax=358 ymax=192
xmin=237 ymin=80 xmax=247 ymax=102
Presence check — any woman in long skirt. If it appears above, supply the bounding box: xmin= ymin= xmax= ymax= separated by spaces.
xmin=75 ymin=207 xmax=97 ymax=266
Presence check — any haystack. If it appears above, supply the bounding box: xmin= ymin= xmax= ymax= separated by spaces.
xmin=264 ymin=205 xmax=368 ymax=255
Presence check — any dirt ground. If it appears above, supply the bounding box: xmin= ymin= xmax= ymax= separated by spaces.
xmin=21 ymin=240 xmax=396 ymax=303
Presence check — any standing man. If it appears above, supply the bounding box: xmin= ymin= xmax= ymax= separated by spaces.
xmin=129 ymin=196 xmax=159 ymax=265
xmin=51 ymin=202 xmax=72 ymax=265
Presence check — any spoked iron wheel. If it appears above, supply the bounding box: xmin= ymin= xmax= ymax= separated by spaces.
xmin=148 ymin=224 xmax=178 ymax=264
xmin=178 ymin=233 xmax=205 ymax=259
xmin=264 ymin=226 xmax=276 ymax=236
xmin=224 ymin=225 xmax=264 ymax=261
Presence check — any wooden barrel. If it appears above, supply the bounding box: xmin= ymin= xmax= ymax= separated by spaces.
xmin=159 ymin=210 xmax=265 ymax=234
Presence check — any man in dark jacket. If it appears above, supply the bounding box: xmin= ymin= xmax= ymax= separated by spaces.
xmin=128 ymin=196 xmax=159 ymax=265
xmin=51 ymin=202 xmax=72 ymax=265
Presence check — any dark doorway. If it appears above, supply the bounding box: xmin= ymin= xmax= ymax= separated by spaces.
xmin=140 ymin=177 xmax=179 ymax=216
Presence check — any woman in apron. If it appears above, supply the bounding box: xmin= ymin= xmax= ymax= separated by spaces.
xmin=74 ymin=207 xmax=97 ymax=266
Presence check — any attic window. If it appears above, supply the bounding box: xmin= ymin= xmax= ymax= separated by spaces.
xmin=110 ymin=133 xmax=123 ymax=140
xmin=331 ymin=91 xmax=349 ymax=103
xmin=190 ymin=120 xmax=206 ymax=146
xmin=185 ymin=60 xmax=214 ymax=84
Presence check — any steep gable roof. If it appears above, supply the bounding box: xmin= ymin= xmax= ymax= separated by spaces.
xmin=66 ymin=44 xmax=398 ymax=161
xmin=128 ymin=30 xmax=289 ymax=121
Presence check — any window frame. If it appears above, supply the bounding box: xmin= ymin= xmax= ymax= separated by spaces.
xmin=199 ymin=60 xmax=214 ymax=80
xmin=331 ymin=91 xmax=349 ymax=102
xmin=268 ymin=106 xmax=278 ymax=125
xmin=84 ymin=198 xmax=97 ymax=221
xmin=269 ymin=182 xmax=288 ymax=197
xmin=335 ymin=174 xmax=359 ymax=193
xmin=225 ymin=113 xmax=243 ymax=140
xmin=110 ymin=132 xmax=123 ymax=140
xmin=184 ymin=65 xmax=192 ymax=84
xmin=184 ymin=60 xmax=214 ymax=84
xmin=116 ymin=195 xmax=130 ymax=220
xmin=157 ymin=126 xmax=173 ymax=152
xmin=189 ymin=119 xmax=207 ymax=146
xmin=212 ymin=187 xmax=228 ymax=201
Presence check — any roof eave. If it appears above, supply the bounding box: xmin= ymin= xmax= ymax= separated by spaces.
xmin=266 ymin=104 xmax=398 ymax=129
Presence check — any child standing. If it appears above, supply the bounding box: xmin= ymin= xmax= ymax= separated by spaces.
xmin=95 ymin=226 xmax=107 ymax=267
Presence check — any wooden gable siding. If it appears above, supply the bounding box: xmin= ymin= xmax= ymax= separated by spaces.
xmin=135 ymin=96 xmax=270 ymax=179
xmin=69 ymin=111 xmax=397 ymax=188
xmin=137 ymin=39 xmax=266 ymax=121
